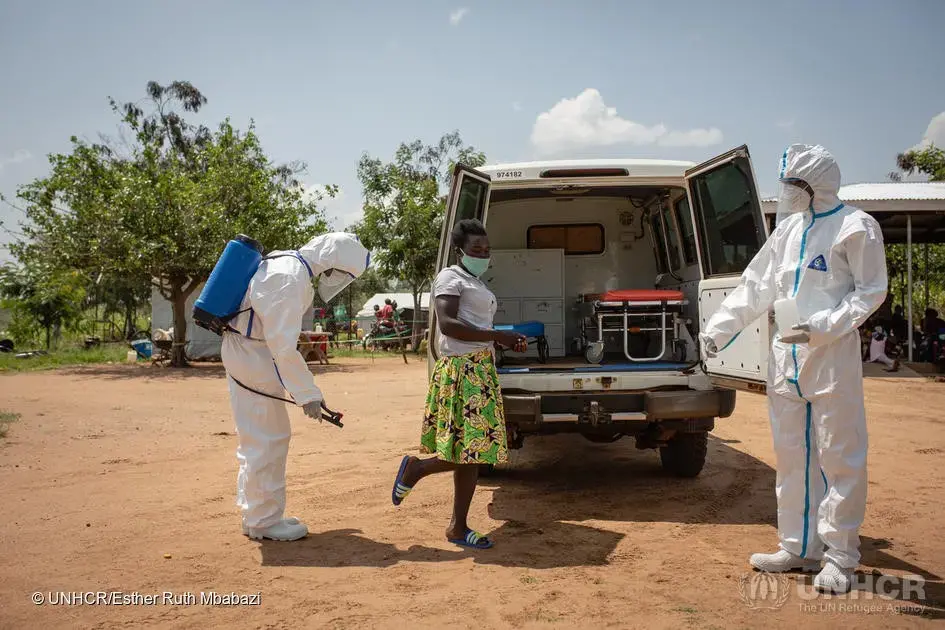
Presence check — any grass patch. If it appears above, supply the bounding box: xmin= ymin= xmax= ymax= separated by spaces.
xmin=0 ymin=411 xmax=21 ymax=438
xmin=327 ymin=344 xmax=424 ymax=361
xmin=0 ymin=344 xmax=129 ymax=373
xmin=0 ymin=342 xmax=422 ymax=373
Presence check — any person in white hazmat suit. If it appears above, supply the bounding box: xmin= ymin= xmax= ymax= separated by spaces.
xmin=222 ymin=232 xmax=370 ymax=541
xmin=700 ymin=144 xmax=887 ymax=594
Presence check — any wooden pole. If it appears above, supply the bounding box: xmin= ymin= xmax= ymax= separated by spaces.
xmin=907 ymin=215 xmax=913 ymax=362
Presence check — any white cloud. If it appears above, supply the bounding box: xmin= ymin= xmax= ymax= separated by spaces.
xmin=914 ymin=111 xmax=945 ymax=149
xmin=449 ymin=8 xmax=468 ymax=26
xmin=0 ymin=149 xmax=32 ymax=171
xmin=304 ymin=184 xmax=363 ymax=231
xmin=660 ymin=128 xmax=725 ymax=148
xmin=530 ymin=89 xmax=723 ymax=155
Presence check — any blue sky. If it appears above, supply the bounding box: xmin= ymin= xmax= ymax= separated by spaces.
xmin=2 ymin=0 xmax=944 ymax=262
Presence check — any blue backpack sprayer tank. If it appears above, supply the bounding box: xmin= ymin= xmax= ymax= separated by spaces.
xmin=192 ymin=234 xmax=345 ymax=427
xmin=193 ymin=234 xmax=265 ymax=336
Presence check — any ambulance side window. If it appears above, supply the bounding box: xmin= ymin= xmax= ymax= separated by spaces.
xmin=445 ymin=176 xmax=490 ymax=268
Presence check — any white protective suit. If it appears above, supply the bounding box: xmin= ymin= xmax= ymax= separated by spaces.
xmin=700 ymin=145 xmax=887 ymax=584
xmin=221 ymin=232 xmax=369 ymax=538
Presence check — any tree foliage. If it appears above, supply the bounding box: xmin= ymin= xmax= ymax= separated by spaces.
xmin=896 ymin=145 xmax=945 ymax=182
xmin=0 ymin=261 xmax=86 ymax=349
xmin=10 ymin=81 xmax=331 ymax=365
xmin=889 ymin=143 xmax=945 ymax=324
xmin=354 ymin=131 xmax=485 ymax=346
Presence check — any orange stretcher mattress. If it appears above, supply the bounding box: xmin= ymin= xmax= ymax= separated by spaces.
xmin=586 ymin=289 xmax=685 ymax=303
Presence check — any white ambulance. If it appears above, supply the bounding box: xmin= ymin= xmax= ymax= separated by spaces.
xmin=429 ymin=146 xmax=770 ymax=477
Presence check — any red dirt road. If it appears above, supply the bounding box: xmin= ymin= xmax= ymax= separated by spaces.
xmin=1 ymin=358 xmax=943 ymax=629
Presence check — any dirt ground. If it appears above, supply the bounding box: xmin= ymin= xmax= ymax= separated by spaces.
xmin=1 ymin=357 xmax=943 ymax=629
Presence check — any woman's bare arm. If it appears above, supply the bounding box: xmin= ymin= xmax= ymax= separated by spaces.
xmin=435 ymin=295 xmax=522 ymax=348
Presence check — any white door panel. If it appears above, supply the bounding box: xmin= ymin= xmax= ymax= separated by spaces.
xmin=698 ymin=277 xmax=769 ymax=393
xmin=686 ymin=145 xmax=769 ymax=394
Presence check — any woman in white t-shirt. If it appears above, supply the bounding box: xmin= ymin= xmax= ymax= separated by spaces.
xmin=390 ymin=219 xmax=525 ymax=550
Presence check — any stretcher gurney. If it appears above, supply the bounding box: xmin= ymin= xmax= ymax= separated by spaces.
xmin=578 ymin=289 xmax=688 ymax=364
xmin=494 ymin=321 xmax=549 ymax=365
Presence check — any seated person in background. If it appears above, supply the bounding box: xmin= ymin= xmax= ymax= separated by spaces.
xmin=891 ymin=305 xmax=907 ymax=340
xmin=922 ymin=308 xmax=945 ymax=362
xmin=924 ymin=308 xmax=945 ymax=334
xmin=873 ymin=295 xmax=894 ymax=332
xmin=866 ymin=326 xmax=899 ymax=372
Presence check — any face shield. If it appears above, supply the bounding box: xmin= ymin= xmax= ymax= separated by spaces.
xmin=317 ymin=267 xmax=356 ymax=303
xmin=776 ymin=178 xmax=814 ymax=227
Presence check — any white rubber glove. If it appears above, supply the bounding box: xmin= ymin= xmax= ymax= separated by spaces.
xmin=780 ymin=323 xmax=811 ymax=344
xmin=700 ymin=334 xmax=718 ymax=359
xmin=302 ymin=400 xmax=324 ymax=423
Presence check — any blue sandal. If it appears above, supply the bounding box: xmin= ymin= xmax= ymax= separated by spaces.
xmin=449 ymin=529 xmax=494 ymax=550
xmin=391 ymin=456 xmax=413 ymax=506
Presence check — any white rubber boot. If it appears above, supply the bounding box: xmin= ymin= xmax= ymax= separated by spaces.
xmin=749 ymin=550 xmax=822 ymax=573
xmin=242 ymin=516 xmax=301 ymax=536
xmin=814 ymin=561 xmax=855 ymax=594
xmin=244 ymin=518 xmax=308 ymax=541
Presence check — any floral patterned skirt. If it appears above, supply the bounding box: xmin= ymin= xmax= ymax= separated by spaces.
xmin=420 ymin=348 xmax=509 ymax=465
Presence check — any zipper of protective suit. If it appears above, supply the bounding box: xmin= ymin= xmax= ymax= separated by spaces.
xmin=788 ymin=203 xmax=844 ymax=558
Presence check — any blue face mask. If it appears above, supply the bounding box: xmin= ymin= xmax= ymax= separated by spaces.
xmin=460 ymin=251 xmax=490 ymax=277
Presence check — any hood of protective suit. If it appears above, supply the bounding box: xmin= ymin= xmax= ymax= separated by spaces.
xmin=778 ymin=144 xmax=842 ymax=213
xmin=290 ymin=232 xmax=371 ymax=302
xmin=296 ymin=232 xmax=370 ymax=275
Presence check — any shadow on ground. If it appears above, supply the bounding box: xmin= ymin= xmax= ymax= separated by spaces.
xmin=791 ymin=537 xmax=945 ymax=619
xmin=258 ymin=523 xmax=624 ymax=570
xmin=262 ymin=434 xmax=777 ymax=570
xmin=483 ymin=433 xmax=777 ymax=526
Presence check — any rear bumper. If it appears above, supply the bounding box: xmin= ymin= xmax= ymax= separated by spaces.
xmin=501 ymin=387 xmax=735 ymax=433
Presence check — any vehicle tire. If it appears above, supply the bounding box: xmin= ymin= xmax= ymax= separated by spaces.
xmin=659 ymin=431 xmax=708 ymax=478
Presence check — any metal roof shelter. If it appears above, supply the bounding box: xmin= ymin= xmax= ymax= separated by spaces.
xmin=762 ymin=182 xmax=945 ymax=361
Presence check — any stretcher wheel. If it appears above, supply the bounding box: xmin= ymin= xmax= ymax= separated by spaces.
xmin=537 ymin=336 xmax=549 ymax=363
xmin=585 ymin=342 xmax=604 ymax=364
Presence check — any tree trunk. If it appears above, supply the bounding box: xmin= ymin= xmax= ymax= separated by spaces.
xmin=45 ymin=324 xmax=51 ymax=350
xmin=170 ymin=289 xmax=189 ymax=367
xmin=124 ymin=300 xmax=136 ymax=339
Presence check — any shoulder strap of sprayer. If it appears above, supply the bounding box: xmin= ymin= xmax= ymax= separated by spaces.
xmin=224 ymin=251 xmax=315 ymax=336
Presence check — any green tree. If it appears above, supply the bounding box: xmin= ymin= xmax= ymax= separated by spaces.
xmin=896 ymin=145 xmax=945 ymax=182
xmin=354 ymin=131 xmax=485 ymax=348
xmin=889 ymin=145 xmax=945 ymax=326
xmin=11 ymin=82 xmax=331 ymax=366
xmin=0 ymin=262 xmax=86 ymax=349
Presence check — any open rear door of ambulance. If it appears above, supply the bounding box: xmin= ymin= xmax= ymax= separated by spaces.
xmin=685 ymin=145 xmax=770 ymax=395
xmin=427 ymin=164 xmax=492 ymax=369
